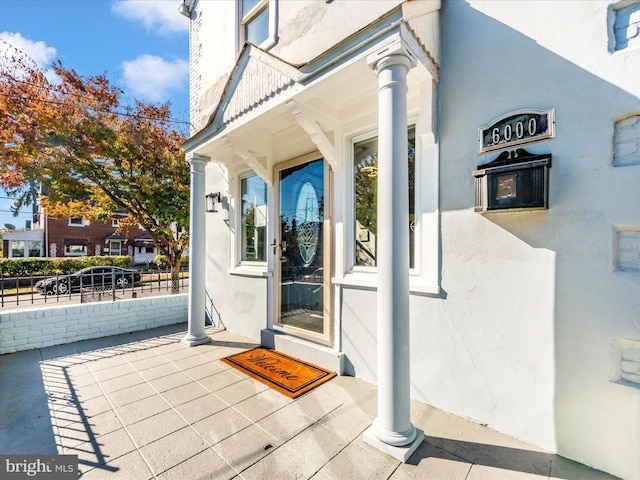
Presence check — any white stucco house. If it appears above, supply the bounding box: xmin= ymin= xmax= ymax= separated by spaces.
xmin=179 ymin=0 xmax=640 ymax=477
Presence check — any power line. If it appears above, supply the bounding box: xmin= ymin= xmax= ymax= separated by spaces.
xmin=0 ymin=90 xmax=191 ymax=127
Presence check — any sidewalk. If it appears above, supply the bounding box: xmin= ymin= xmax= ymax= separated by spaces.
xmin=0 ymin=324 xmax=618 ymax=479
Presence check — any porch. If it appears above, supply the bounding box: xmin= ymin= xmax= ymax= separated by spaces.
xmin=0 ymin=324 xmax=617 ymax=479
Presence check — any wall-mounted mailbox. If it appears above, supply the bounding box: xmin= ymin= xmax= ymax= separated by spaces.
xmin=474 ymin=149 xmax=551 ymax=212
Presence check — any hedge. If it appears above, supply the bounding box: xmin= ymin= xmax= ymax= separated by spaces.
xmin=0 ymin=256 xmax=131 ymax=277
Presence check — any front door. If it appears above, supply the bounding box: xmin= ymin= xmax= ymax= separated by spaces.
xmin=275 ymin=154 xmax=331 ymax=345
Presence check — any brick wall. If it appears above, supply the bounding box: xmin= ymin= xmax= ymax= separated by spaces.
xmin=0 ymin=294 xmax=187 ymax=354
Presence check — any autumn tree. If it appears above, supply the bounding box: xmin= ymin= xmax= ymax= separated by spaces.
xmin=0 ymin=42 xmax=190 ymax=291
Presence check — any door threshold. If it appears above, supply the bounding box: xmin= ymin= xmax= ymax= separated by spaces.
xmin=260 ymin=329 xmax=346 ymax=375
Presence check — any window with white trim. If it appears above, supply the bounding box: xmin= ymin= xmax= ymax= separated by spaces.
xmin=112 ymin=218 xmax=120 ymax=227
xmin=69 ymin=217 xmax=84 ymax=226
xmin=353 ymin=125 xmax=416 ymax=270
xmin=611 ymin=1 xmax=640 ymax=52
xmin=240 ymin=174 xmax=268 ymax=263
xmin=239 ymin=0 xmax=277 ymax=49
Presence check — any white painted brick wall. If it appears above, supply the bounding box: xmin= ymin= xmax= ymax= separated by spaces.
xmin=0 ymin=294 xmax=188 ymax=354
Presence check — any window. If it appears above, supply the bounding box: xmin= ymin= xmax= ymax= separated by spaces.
xmin=241 ymin=174 xmax=267 ymax=262
xmin=612 ymin=1 xmax=640 ymax=51
xmin=109 ymin=241 xmax=122 ymax=256
xmin=69 ymin=217 xmax=84 ymax=226
xmin=65 ymin=244 xmax=87 ymax=256
xmin=353 ymin=125 xmax=416 ymax=269
xmin=28 ymin=241 xmax=41 ymax=257
xmin=112 ymin=218 xmax=120 ymax=227
xmin=240 ymin=0 xmax=277 ymax=48
xmin=11 ymin=241 xmax=25 ymax=258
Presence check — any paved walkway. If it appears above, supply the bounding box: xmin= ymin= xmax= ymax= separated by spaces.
xmin=0 ymin=324 xmax=619 ymax=479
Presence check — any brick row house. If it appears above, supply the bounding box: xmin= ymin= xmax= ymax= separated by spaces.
xmin=2 ymin=212 xmax=158 ymax=264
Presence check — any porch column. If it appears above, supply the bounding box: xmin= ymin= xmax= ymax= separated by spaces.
xmin=363 ymin=41 xmax=424 ymax=462
xmin=182 ymin=153 xmax=212 ymax=347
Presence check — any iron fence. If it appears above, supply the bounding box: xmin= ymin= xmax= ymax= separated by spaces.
xmin=0 ymin=267 xmax=189 ymax=309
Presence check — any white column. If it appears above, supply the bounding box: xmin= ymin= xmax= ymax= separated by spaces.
xmin=182 ymin=153 xmax=212 ymax=347
xmin=363 ymin=41 xmax=424 ymax=463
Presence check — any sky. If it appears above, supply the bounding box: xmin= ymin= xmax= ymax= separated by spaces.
xmin=0 ymin=0 xmax=190 ymax=230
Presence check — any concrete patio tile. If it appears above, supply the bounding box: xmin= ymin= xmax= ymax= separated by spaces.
xmin=68 ymin=371 xmax=98 ymax=388
xmin=197 ymin=369 xmax=245 ymax=393
xmin=90 ymin=362 xmax=136 ymax=382
xmin=82 ymin=409 xmax=123 ymax=438
xmin=215 ymin=378 xmax=269 ymax=405
xmin=284 ymin=423 xmax=349 ymax=472
xmin=466 ymin=464 xmax=550 ymax=480
xmin=192 ymin=407 xmax=252 ymax=445
xmin=71 ymin=394 xmax=113 ymax=418
xmin=138 ymin=362 xmax=181 ymax=381
xmin=171 ymin=352 xmax=210 ymax=370
xmin=233 ymin=388 xmax=293 ymax=423
xmin=152 ymin=341 xmax=186 ymax=355
xmin=240 ymin=444 xmax=317 ymax=480
xmin=55 ymin=421 xmax=94 ymax=449
xmin=319 ymin=440 xmax=399 ymax=480
xmin=317 ymin=374 xmax=377 ymax=405
xmin=98 ymin=371 xmax=145 ymax=394
xmin=173 ymin=392 xmax=229 ymax=424
xmin=78 ymin=450 xmax=154 ymax=480
xmin=212 ymin=424 xmax=279 ymax=473
xmin=256 ymin=401 xmax=317 ymax=442
xmin=85 ymin=354 xmax=127 ymax=372
xmin=155 ymin=447 xmax=237 ymax=480
xmin=290 ymin=386 xmax=344 ymax=421
xmin=65 ymin=427 xmax=137 ymax=473
xmin=139 ymin=427 xmax=209 ymax=476
xmin=183 ymin=360 xmax=227 ymax=380
xmin=389 ymin=441 xmax=473 ymax=480
xmin=128 ymin=354 xmax=168 ymax=372
xmin=73 ymin=382 xmax=104 ymax=402
xmin=161 ymin=381 xmax=210 ymax=407
xmin=120 ymin=348 xmax=158 ymax=363
xmin=148 ymin=371 xmax=193 ymax=393
xmin=159 ymin=345 xmax=199 ymax=362
xmin=317 ymin=403 xmax=374 ymax=442
xmin=106 ymin=382 xmax=157 ymax=407
xmin=550 ymin=456 xmax=620 ymax=480
xmin=126 ymin=409 xmax=189 ymax=447
xmin=115 ymin=395 xmax=171 ymax=426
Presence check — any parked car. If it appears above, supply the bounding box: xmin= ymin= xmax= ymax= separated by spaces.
xmin=35 ymin=266 xmax=142 ymax=295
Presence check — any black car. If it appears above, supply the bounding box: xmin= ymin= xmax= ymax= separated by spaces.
xmin=36 ymin=266 xmax=142 ymax=295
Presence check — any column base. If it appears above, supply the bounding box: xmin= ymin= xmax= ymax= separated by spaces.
xmin=363 ymin=426 xmax=424 ymax=463
xmin=181 ymin=334 xmax=212 ymax=347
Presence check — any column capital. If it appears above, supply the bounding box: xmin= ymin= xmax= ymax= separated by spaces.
xmin=186 ymin=152 xmax=211 ymax=166
xmin=367 ymin=36 xmax=417 ymax=73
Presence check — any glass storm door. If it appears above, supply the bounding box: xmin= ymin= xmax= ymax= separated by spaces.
xmin=275 ymin=156 xmax=331 ymax=344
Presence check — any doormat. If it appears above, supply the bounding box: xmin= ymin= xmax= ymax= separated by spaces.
xmin=221 ymin=347 xmax=336 ymax=398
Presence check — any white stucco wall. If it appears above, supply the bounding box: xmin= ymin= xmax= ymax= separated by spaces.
xmin=432 ymin=1 xmax=640 ymax=478
xmin=192 ymin=1 xmax=640 ymax=478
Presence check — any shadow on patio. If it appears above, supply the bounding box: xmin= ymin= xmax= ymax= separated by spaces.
xmin=0 ymin=324 xmax=619 ymax=479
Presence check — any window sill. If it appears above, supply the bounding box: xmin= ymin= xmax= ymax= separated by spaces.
xmin=332 ymin=273 xmax=440 ymax=295
xmin=228 ymin=266 xmax=272 ymax=278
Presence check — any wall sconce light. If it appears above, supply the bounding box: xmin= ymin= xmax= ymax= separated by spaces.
xmin=206 ymin=192 xmax=221 ymax=213
xmin=178 ymin=1 xmax=191 ymax=17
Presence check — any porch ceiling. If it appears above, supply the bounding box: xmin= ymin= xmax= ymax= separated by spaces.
xmin=192 ymin=56 xmax=425 ymax=179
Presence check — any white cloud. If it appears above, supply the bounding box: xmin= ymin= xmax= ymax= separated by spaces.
xmin=0 ymin=31 xmax=56 ymax=67
xmin=120 ymin=54 xmax=188 ymax=102
xmin=111 ymin=0 xmax=189 ymax=35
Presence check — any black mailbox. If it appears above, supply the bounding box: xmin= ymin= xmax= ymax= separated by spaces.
xmin=474 ymin=149 xmax=551 ymax=212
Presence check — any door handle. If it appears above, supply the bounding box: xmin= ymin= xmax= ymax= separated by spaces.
xmin=271 ymin=239 xmax=286 ymax=255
